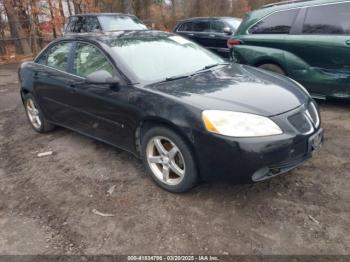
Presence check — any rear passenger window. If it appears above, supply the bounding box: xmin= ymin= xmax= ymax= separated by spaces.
xmin=249 ymin=9 xmax=298 ymax=34
xmin=178 ymin=22 xmax=193 ymax=32
xmin=82 ymin=17 xmax=101 ymax=32
xmin=67 ymin=16 xmax=84 ymax=33
xmin=46 ymin=42 xmax=72 ymax=71
xmin=65 ymin=17 xmax=76 ymax=33
xmin=303 ymin=3 xmax=350 ymax=35
xmin=192 ymin=21 xmax=210 ymax=32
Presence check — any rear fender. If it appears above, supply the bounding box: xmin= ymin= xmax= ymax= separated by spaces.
xmin=233 ymin=45 xmax=286 ymax=68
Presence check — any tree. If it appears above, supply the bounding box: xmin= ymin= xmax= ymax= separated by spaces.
xmin=3 ymin=0 xmax=31 ymax=55
xmin=236 ymin=0 xmax=251 ymax=17
xmin=48 ymin=0 xmax=58 ymax=38
xmin=122 ymin=0 xmax=134 ymax=13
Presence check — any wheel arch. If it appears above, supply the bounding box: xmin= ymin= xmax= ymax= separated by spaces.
xmin=20 ymin=88 xmax=31 ymax=103
xmin=254 ymin=60 xmax=287 ymax=75
xmin=135 ymin=117 xmax=196 ymax=157
xmin=135 ymin=116 xmax=203 ymax=182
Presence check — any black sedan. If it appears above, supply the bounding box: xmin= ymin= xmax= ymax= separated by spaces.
xmin=18 ymin=31 xmax=323 ymax=192
xmin=173 ymin=17 xmax=242 ymax=58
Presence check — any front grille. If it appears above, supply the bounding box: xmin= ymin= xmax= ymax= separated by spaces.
xmin=287 ymin=102 xmax=320 ymax=134
xmin=288 ymin=112 xmax=313 ymax=134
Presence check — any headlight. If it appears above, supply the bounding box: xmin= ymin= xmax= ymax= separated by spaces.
xmin=202 ymin=110 xmax=283 ymax=137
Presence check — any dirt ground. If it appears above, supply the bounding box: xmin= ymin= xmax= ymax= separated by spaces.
xmin=0 ymin=63 xmax=349 ymax=255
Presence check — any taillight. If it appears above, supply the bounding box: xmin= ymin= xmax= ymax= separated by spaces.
xmin=227 ymin=39 xmax=241 ymax=48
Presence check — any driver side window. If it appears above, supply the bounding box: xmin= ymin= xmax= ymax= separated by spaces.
xmin=73 ymin=43 xmax=114 ymax=77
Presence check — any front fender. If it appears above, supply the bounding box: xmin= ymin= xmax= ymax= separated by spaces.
xmin=19 ymin=61 xmax=35 ymax=93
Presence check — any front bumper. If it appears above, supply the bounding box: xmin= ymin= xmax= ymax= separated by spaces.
xmin=192 ymin=104 xmax=323 ymax=183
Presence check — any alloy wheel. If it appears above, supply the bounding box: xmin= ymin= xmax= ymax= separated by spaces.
xmin=26 ymin=98 xmax=42 ymax=129
xmin=146 ymin=136 xmax=186 ymax=186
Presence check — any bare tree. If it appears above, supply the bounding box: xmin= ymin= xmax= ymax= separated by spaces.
xmin=122 ymin=0 xmax=134 ymax=13
xmin=58 ymin=0 xmax=66 ymax=23
xmin=48 ymin=0 xmax=58 ymax=38
xmin=3 ymin=0 xmax=31 ymax=55
xmin=67 ymin=0 xmax=73 ymax=15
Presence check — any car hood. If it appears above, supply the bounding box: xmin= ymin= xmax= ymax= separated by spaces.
xmin=147 ymin=64 xmax=310 ymax=117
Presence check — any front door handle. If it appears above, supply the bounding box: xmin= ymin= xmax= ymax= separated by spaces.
xmin=187 ymin=33 xmax=194 ymax=36
xmin=346 ymin=40 xmax=350 ymax=45
xmin=68 ymin=84 xmax=77 ymax=93
xmin=33 ymin=71 xmax=48 ymax=79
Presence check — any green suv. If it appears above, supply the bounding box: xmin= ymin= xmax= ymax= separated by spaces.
xmin=231 ymin=0 xmax=350 ymax=100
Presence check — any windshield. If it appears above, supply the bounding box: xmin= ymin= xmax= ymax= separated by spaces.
xmin=225 ymin=19 xmax=242 ymax=30
xmin=108 ymin=34 xmax=224 ymax=83
xmin=98 ymin=15 xmax=147 ymax=31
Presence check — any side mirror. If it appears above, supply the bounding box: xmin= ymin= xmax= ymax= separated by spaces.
xmin=223 ymin=27 xmax=233 ymax=35
xmin=86 ymin=70 xmax=120 ymax=85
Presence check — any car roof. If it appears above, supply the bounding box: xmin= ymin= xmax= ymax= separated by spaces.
xmin=259 ymin=0 xmax=347 ymax=12
xmin=179 ymin=16 xmax=241 ymax=22
xmin=56 ymin=30 xmax=173 ymax=45
xmin=235 ymin=0 xmax=349 ymax=35
xmin=69 ymin=12 xmax=135 ymax=17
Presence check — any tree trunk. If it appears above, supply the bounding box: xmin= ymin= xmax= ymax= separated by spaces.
xmin=3 ymin=0 xmax=31 ymax=55
xmin=0 ymin=15 xmax=5 ymax=55
xmin=30 ymin=0 xmax=43 ymax=51
xmin=67 ymin=0 xmax=73 ymax=15
xmin=170 ymin=0 xmax=177 ymax=26
xmin=72 ymin=0 xmax=82 ymax=14
xmin=122 ymin=0 xmax=134 ymax=14
xmin=48 ymin=0 xmax=57 ymax=38
xmin=59 ymin=0 xmax=66 ymax=24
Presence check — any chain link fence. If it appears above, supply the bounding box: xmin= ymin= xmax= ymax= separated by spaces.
xmin=0 ymin=17 xmax=63 ymax=63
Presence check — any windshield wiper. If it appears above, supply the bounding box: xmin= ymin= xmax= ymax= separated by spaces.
xmin=157 ymin=62 xmax=230 ymax=84
xmin=164 ymin=74 xmax=190 ymax=82
xmin=194 ymin=62 xmax=231 ymax=74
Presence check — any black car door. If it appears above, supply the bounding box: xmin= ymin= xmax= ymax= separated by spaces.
xmin=191 ymin=19 xmax=212 ymax=47
xmin=33 ymin=41 xmax=76 ymax=125
xmin=175 ymin=21 xmax=196 ymax=42
xmin=66 ymin=42 xmax=135 ymax=151
xmin=208 ymin=19 xmax=231 ymax=57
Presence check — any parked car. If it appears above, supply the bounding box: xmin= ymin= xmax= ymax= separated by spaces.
xmin=64 ymin=13 xmax=147 ymax=34
xmin=19 ymin=31 xmax=323 ymax=192
xmin=230 ymin=0 xmax=350 ymax=100
xmin=173 ymin=17 xmax=242 ymax=58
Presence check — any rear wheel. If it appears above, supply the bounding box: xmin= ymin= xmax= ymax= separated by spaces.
xmin=141 ymin=126 xmax=198 ymax=193
xmin=23 ymin=93 xmax=56 ymax=133
xmin=258 ymin=63 xmax=286 ymax=75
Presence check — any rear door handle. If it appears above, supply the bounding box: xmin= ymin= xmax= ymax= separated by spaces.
xmin=33 ymin=72 xmax=39 ymax=79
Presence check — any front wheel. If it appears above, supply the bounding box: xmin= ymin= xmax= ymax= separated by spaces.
xmin=23 ymin=93 xmax=56 ymax=133
xmin=141 ymin=126 xmax=198 ymax=193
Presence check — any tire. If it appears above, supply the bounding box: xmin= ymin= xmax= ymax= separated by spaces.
xmin=23 ymin=92 xmax=56 ymax=133
xmin=258 ymin=63 xmax=286 ymax=75
xmin=141 ymin=126 xmax=198 ymax=193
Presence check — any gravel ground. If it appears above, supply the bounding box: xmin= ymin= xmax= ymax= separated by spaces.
xmin=0 ymin=63 xmax=349 ymax=255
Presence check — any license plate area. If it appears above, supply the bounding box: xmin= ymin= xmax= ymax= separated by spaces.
xmin=309 ymin=128 xmax=324 ymax=152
